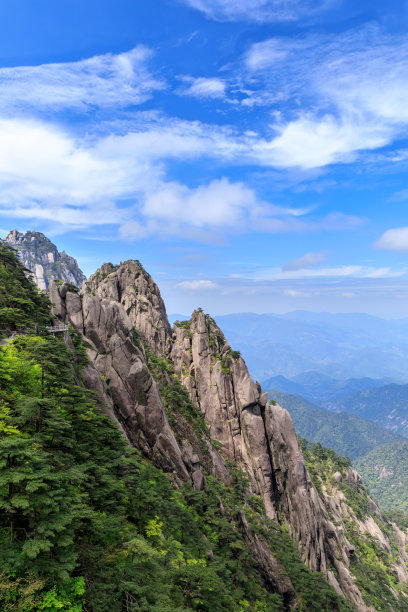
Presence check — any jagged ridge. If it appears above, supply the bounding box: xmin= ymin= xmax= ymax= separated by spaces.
xmin=49 ymin=259 xmax=408 ymax=611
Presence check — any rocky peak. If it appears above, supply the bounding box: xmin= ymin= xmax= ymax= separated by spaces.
xmin=47 ymin=268 xmax=408 ymax=612
xmin=84 ymin=260 xmax=171 ymax=355
xmin=49 ymin=280 xmax=191 ymax=481
xmin=4 ymin=229 xmax=86 ymax=290
xmin=169 ymin=309 xmax=380 ymax=610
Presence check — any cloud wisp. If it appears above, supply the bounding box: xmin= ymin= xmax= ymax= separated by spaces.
xmin=179 ymin=0 xmax=333 ymax=22
xmin=0 ymin=46 xmax=164 ymax=112
xmin=239 ymin=26 xmax=408 ymax=168
xmin=175 ymin=279 xmax=219 ymax=290
xmin=176 ymin=76 xmax=226 ymax=99
xmin=282 ymin=251 xmax=328 ymax=271
xmin=252 ymin=265 xmax=407 ymax=281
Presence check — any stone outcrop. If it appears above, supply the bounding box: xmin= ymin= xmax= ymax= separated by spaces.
xmin=49 ymin=281 xmax=189 ymax=481
xmin=48 ymin=261 xmax=408 ymax=611
xmin=49 ymin=274 xmax=296 ymax=605
xmin=168 ymin=309 xmax=395 ymax=611
xmin=85 ymin=261 xmax=171 ymax=355
xmin=5 ymin=229 xmax=86 ymax=290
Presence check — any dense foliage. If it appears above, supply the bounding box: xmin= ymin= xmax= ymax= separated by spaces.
xmin=269 ymin=389 xmax=401 ymax=460
xmin=0 ymin=332 xmax=355 ymax=611
xmin=0 ymin=247 xmax=355 ymax=611
xmin=0 ymin=242 xmax=51 ymax=337
xmin=355 ymin=440 xmax=408 ymax=514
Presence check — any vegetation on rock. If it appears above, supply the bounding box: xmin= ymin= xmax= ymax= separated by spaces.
xmin=0 ymin=246 xmax=355 ymax=611
xmin=0 ymin=242 xmax=51 ymax=337
xmin=1 ymin=246 xmax=407 ymax=611
xmin=300 ymin=439 xmax=408 ymax=611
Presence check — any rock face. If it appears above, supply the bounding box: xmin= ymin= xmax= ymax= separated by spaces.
xmin=170 ymin=310 xmax=371 ymax=610
xmin=49 ymin=268 xmax=298 ymax=605
xmin=85 ymin=261 xmax=171 ymax=355
xmin=48 ymin=261 xmax=408 ymax=611
xmin=49 ymin=280 xmax=189 ymax=481
xmin=5 ymin=229 xmax=86 ymax=290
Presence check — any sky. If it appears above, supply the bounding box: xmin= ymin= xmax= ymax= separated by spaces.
xmin=1 ymin=0 xmax=408 ymax=315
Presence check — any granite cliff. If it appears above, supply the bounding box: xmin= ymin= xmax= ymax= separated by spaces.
xmin=47 ymin=260 xmax=408 ymax=611
xmin=5 ymin=229 xmax=86 ymax=290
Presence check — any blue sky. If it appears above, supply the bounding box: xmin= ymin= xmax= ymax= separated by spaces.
xmin=2 ymin=0 xmax=408 ymax=315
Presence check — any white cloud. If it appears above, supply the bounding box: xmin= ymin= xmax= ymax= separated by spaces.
xmin=282 ymin=251 xmax=327 ymax=271
xmin=175 ymin=279 xmax=219 ymax=290
xmin=283 ymin=289 xmax=310 ymax=297
xmin=0 ymin=46 xmax=164 ymax=111
xmin=0 ymin=115 xmax=365 ymax=238
xmin=120 ymin=177 xmax=361 ymax=241
xmin=0 ymin=118 xmax=156 ymax=205
xmin=0 ymin=118 xmax=267 ymax=236
xmin=244 ymin=38 xmax=294 ymax=71
xmin=177 ymin=76 xmax=226 ymax=99
xmin=253 ymin=114 xmax=390 ymax=169
xmin=180 ymin=0 xmax=332 ymax=22
xmin=375 ymin=227 xmax=408 ymax=252
xmin=254 ymin=265 xmax=406 ymax=281
xmin=143 ymin=178 xmax=256 ymax=228
xmin=94 ymin=118 xmax=241 ymax=162
xmin=239 ymin=28 xmax=408 ymax=168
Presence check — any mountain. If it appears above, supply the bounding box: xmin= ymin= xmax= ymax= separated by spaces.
xmin=208 ymin=312 xmax=408 ymax=381
xmin=4 ymin=229 xmax=86 ymax=289
xmin=355 ymin=441 xmax=408 ymax=514
xmin=263 ymin=373 xmax=395 ymax=407
xmin=2 ymin=241 xmax=408 ymax=611
xmin=54 ymin=259 xmax=408 ymax=610
xmin=329 ymin=384 xmax=408 ymax=438
xmin=267 ymin=389 xmax=403 ymax=460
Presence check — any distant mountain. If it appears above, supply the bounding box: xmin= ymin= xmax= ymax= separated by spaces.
xmin=268 ymin=389 xmax=402 ymax=460
xmin=5 ymin=229 xmax=86 ymax=290
xmin=208 ymin=312 xmax=408 ymax=381
xmin=329 ymin=384 xmax=408 ymax=438
xmin=355 ymin=440 xmax=408 ymax=513
xmin=262 ymin=373 xmax=395 ymax=407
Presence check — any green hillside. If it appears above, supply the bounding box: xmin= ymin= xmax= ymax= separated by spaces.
xmin=355 ymin=441 xmax=408 ymax=514
xmin=268 ymin=389 xmax=401 ymax=460
xmin=0 ymin=232 xmax=353 ymax=612
xmin=300 ymin=440 xmax=408 ymax=611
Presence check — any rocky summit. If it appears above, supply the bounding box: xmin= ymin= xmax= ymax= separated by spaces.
xmin=4 ymin=229 xmax=86 ymax=290
xmin=46 ymin=258 xmax=408 ymax=611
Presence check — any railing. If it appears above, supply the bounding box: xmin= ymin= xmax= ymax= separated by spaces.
xmin=46 ymin=324 xmax=69 ymax=343
xmin=46 ymin=325 xmax=69 ymax=333
xmin=1 ymin=324 xmax=70 ymax=345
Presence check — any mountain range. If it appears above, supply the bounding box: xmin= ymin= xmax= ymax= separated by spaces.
xmin=267 ymin=389 xmax=403 ymax=461
xmin=2 ymin=237 xmax=408 ymax=610
xmin=204 ymin=312 xmax=408 ymax=382
xmin=262 ymin=373 xmax=395 ymax=406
